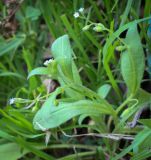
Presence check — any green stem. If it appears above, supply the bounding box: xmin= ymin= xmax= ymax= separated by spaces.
xmin=58 ymin=151 xmax=96 ymax=160
xmin=116 ymin=94 xmax=133 ymax=114
xmin=47 ymin=144 xmax=97 ymax=150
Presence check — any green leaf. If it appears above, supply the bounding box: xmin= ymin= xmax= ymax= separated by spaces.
xmin=102 ymin=16 xmax=151 ymax=98
xmin=39 ymin=0 xmax=57 ymax=38
xmin=16 ymin=138 xmax=54 ymax=160
xmin=0 ymin=71 xmax=25 ymax=79
xmin=27 ymin=67 xmax=49 ymax=79
xmin=96 ymin=146 xmax=106 ymax=160
xmin=0 ymin=35 xmax=25 ymax=56
xmin=51 ymin=34 xmax=73 ymax=79
xmin=51 ymin=34 xmax=82 ymax=85
xmin=33 ymin=88 xmax=112 ymax=130
xmin=72 ymin=62 xmax=82 ymax=85
xmin=134 ymin=88 xmax=151 ymax=106
xmin=97 ymin=84 xmax=111 ymax=98
xmin=119 ymin=0 xmax=134 ymax=27
xmin=78 ymin=114 xmax=90 ymax=125
xmin=139 ymin=119 xmax=151 ymax=128
xmin=121 ymin=24 xmax=145 ymax=94
xmin=23 ymin=49 xmax=38 ymax=90
xmin=0 ymin=130 xmax=15 ymax=141
xmin=131 ymin=149 xmax=151 ymax=160
xmin=25 ymin=6 xmax=41 ymax=21
xmin=0 ymin=143 xmax=28 ymax=160
xmin=103 ymin=16 xmax=151 ymax=61
xmin=133 ymin=128 xmax=151 ymax=153
xmin=112 ymin=128 xmax=151 ymax=160
xmin=51 ymin=34 xmax=72 ymax=64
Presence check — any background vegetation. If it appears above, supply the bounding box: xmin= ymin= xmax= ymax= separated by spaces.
xmin=0 ymin=0 xmax=151 ymax=159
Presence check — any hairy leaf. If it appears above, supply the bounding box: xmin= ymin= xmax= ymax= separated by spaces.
xmin=121 ymin=24 xmax=145 ymax=94
xmin=0 ymin=143 xmax=28 ymax=160
xmin=0 ymin=35 xmax=25 ymax=56
xmin=28 ymin=67 xmax=49 ymax=79
xmin=97 ymin=84 xmax=111 ymax=98
xmin=51 ymin=35 xmax=73 ymax=79
xmin=51 ymin=34 xmax=82 ymax=84
xmin=33 ymin=88 xmax=112 ymax=130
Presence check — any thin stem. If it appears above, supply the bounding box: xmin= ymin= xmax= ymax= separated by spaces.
xmin=116 ymin=94 xmax=133 ymax=114
xmin=61 ymin=130 xmax=134 ymax=141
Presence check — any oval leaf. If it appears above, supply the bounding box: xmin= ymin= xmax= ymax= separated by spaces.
xmin=121 ymin=24 xmax=145 ymax=94
xmin=28 ymin=67 xmax=49 ymax=79
xmin=51 ymin=35 xmax=73 ymax=79
xmin=33 ymin=88 xmax=112 ymax=130
xmin=97 ymin=84 xmax=111 ymax=98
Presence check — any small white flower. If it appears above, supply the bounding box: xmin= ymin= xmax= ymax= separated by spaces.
xmin=79 ymin=8 xmax=84 ymax=13
xmin=73 ymin=12 xmax=79 ymax=18
xmin=9 ymin=98 xmax=15 ymax=105
xmin=44 ymin=59 xmax=53 ymax=66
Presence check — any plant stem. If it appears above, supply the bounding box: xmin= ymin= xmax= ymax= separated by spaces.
xmin=116 ymin=94 xmax=133 ymax=115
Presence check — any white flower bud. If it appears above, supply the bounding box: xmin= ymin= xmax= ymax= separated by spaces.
xmin=93 ymin=23 xmax=106 ymax=32
xmin=116 ymin=46 xmax=127 ymax=51
xmin=79 ymin=8 xmax=84 ymax=13
xmin=82 ymin=25 xmax=90 ymax=31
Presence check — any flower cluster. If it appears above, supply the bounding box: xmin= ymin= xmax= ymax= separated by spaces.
xmin=44 ymin=58 xmax=54 ymax=66
xmin=9 ymin=98 xmax=15 ymax=105
xmin=73 ymin=7 xmax=84 ymax=18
